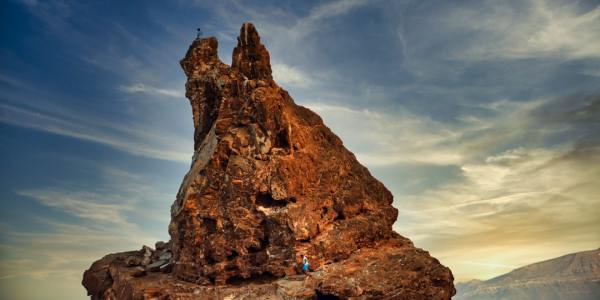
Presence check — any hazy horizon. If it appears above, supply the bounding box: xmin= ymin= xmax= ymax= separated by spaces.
xmin=1 ymin=0 xmax=599 ymax=299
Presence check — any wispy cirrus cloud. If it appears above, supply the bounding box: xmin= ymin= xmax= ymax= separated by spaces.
xmin=306 ymin=102 xmax=464 ymax=165
xmin=0 ymin=102 xmax=191 ymax=162
xmin=430 ymin=0 xmax=600 ymax=60
xmin=1 ymin=164 xmax=169 ymax=289
xmin=119 ymin=83 xmax=183 ymax=98
xmin=17 ymin=189 xmax=134 ymax=227
xmin=287 ymin=0 xmax=372 ymax=40
xmin=305 ymin=96 xmax=553 ymax=167
xmin=272 ymin=63 xmax=315 ymax=88
xmin=395 ymin=144 xmax=600 ymax=280
xmin=0 ymin=217 xmax=157 ymax=299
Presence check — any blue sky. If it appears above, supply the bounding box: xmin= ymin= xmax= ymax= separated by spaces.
xmin=1 ymin=0 xmax=599 ymax=299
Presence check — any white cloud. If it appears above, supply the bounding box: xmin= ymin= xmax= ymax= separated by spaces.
xmin=0 ymin=217 xmax=156 ymax=294
xmin=16 ymin=165 xmax=172 ymax=229
xmin=518 ymin=0 xmax=600 ymax=59
xmin=306 ymin=102 xmax=464 ymax=166
xmin=1 ymin=165 xmax=170 ymax=288
xmin=440 ymin=0 xmax=600 ymax=60
xmin=17 ymin=189 xmax=134 ymax=227
xmin=199 ymin=0 xmax=372 ymax=71
xmin=291 ymin=0 xmax=370 ymax=39
xmin=223 ymin=0 xmax=370 ymax=39
xmin=272 ymin=63 xmax=314 ymax=88
xmin=304 ymin=98 xmax=548 ymax=167
xmin=395 ymin=145 xmax=600 ymax=280
xmin=458 ymin=260 xmax=519 ymax=270
xmin=306 ymin=0 xmax=369 ymax=21
xmin=119 ymin=83 xmax=183 ymax=98
xmin=0 ymin=102 xmax=191 ymax=162
xmin=581 ymin=65 xmax=600 ymax=77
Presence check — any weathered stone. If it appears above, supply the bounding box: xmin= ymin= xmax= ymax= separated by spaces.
xmin=159 ymin=262 xmax=173 ymax=273
xmin=155 ymin=241 xmax=167 ymax=251
xmin=275 ymin=276 xmax=314 ymax=300
xmin=304 ymin=237 xmax=455 ymax=299
xmin=147 ymin=259 xmax=168 ymax=272
xmin=140 ymin=245 xmax=153 ymax=266
xmin=125 ymin=255 xmax=142 ymax=267
xmin=82 ymin=251 xmax=137 ymax=300
xmin=158 ymin=250 xmax=172 ymax=261
xmin=132 ymin=266 xmax=146 ymax=278
xmin=82 ymin=22 xmax=455 ymax=299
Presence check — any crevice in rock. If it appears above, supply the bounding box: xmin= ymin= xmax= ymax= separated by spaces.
xmin=207 ymin=274 xmax=216 ymax=285
xmin=321 ymin=206 xmax=329 ymax=217
xmin=316 ymin=290 xmax=341 ymax=300
xmin=195 ymin=80 xmax=220 ymax=149
xmin=433 ymin=278 xmax=447 ymax=287
xmin=260 ymin=232 xmax=270 ymax=250
xmin=227 ymin=250 xmax=239 ymax=260
xmin=248 ymin=245 xmax=263 ymax=253
xmin=248 ymin=219 xmax=270 ymax=254
xmin=273 ymin=128 xmax=290 ymax=149
xmin=205 ymin=253 xmax=216 ymax=264
xmin=226 ymin=272 xmax=279 ymax=286
xmin=202 ymin=218 xmax=217 ymax=234
xmin=333 ymin=212 xmax=345 ymax=221
xmin=225 ymin=264 xmax=237 ymax=271
xmin=255 ymin=192 xmax=294 ymax=208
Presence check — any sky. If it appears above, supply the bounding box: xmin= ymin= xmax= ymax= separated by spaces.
xmin=0 ymin=0 xmax=599 ymax=299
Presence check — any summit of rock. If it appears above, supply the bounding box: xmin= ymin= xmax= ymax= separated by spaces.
xmin=82 ymin=23 xmax=455 ymax=300
xmin=232 ymin=23 xmax=273 ymax=81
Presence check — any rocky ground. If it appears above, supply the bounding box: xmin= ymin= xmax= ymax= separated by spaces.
xmin=84 ymin=237 xmax=453 ymax=299
xmin=82 ymin=23 xmax=455 ymax=300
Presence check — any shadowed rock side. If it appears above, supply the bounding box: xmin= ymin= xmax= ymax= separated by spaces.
xmin=82 ymin=23 xmax=455 ymax=300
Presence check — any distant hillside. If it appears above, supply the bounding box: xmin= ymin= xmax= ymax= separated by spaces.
xmin=455 ymin=248 xmax=600 ymax=300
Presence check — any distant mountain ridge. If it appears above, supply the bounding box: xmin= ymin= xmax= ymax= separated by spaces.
xmin=455 ymin=248 xmax=600 ymax=300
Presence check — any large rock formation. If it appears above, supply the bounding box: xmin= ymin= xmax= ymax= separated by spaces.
xmin=82 ymin=23 xmax=455 ymax=299
xmin=455 ymin=248 xmax=600 ymax=300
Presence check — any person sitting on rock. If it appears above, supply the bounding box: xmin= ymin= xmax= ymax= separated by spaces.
xmin=302 ymin=254 xmax=310 ymax=273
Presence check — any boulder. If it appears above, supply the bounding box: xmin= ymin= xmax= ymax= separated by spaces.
xmin=147 ymin=259 xmax=169 ymax=272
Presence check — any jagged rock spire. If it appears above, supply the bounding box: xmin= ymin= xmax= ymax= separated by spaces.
xmin=232 ymin=23 xmax=272 ymax=81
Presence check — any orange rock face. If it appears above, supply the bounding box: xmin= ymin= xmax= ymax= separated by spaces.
xmin=82 ymin=23 xmax=455 ymax=299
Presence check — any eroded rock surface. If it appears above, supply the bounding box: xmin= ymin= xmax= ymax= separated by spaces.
xmin=82 ymin=23 xmax=455 ymax=299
